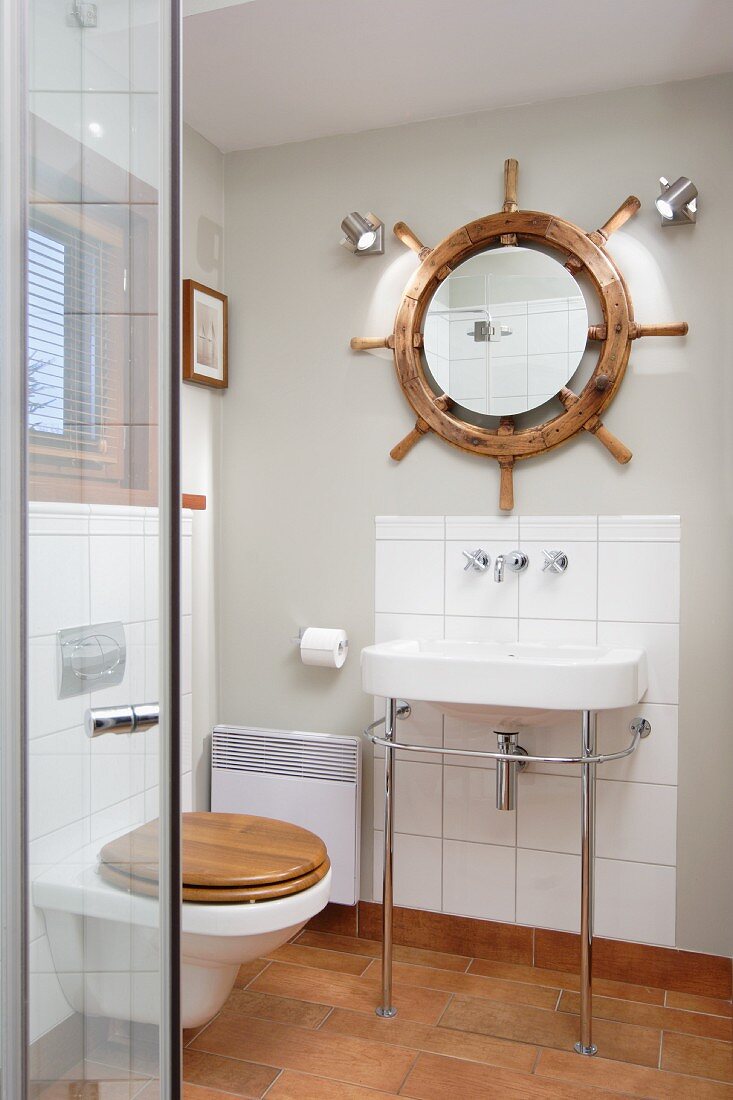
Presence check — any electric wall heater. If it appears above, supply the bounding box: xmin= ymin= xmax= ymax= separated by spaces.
xmin=211 ymin=726 xmax=361 ymax=906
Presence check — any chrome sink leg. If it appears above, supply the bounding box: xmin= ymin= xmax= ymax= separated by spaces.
xmin=377 ymin=697 xmax=397 ymax=1018
xmin=575 ymin=709 xmax=598 ymax=1056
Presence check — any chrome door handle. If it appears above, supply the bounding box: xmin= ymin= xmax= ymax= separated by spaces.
xmin=85 ymin=702 xmax=159 ymax=738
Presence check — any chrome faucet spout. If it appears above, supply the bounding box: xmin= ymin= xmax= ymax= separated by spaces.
xmin=493 ymin=550 xmax=528 ymax=583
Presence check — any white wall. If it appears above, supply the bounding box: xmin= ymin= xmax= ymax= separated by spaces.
xmin=182 ymin=124 xmax=225 ymax=810
xmin=214 ymin=74 xmax=733 ymax=956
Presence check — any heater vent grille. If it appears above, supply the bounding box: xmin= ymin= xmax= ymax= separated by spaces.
xmin=212 ymin=726 xmax=359 ymax=784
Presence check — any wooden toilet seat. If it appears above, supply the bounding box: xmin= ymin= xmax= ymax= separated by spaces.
xmin=98 ymin=812 xmax=330 ymax=903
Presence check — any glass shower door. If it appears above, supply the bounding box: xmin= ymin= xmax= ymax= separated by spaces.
xmin=1 ymin=0 xmax=181 ymax=1091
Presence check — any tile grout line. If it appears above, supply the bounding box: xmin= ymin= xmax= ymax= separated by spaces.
xmin=260 ymin=1067 xmax=285 ymax=1098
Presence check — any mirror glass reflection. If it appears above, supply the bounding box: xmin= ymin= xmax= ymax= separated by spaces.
xmin=423 ymin=246 xmax=588 ymax=416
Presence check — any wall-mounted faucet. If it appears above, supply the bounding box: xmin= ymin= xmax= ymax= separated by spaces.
xmin=494 ymin=550 xmax=528 ymax=582
xmin=542 ymin=548 xmax=569 ymax=574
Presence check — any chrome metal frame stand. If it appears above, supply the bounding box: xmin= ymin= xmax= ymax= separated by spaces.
xmin=575 ymin=710 xmax=598 ymax=1056
xmin=377 ymin=697 xmax=398 ymax=1018
xmin=366 ymin=704 xmax=649 ymax=1048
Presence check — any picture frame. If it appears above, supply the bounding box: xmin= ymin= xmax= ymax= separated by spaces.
xmin=182 ymin=279 xmax=228 ymax=389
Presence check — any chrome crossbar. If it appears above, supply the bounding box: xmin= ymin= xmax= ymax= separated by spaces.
xmin=363 ymin=719 xmax=644 ymax=766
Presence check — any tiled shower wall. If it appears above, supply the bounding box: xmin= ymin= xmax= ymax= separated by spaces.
xmin=372 ymin=515 xmax=680 ymax=948
xmin=29 ymin=502 xmax=193 ymax=1044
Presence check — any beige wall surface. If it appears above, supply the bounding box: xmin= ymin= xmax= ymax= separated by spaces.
xmin=215 ymin=75 xmax=733 ymax=956
xmin=182 ymin=123 xmax=225 ymax=811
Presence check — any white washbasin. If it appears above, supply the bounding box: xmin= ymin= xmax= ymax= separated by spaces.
xmin=361 ymin=639 xmax=647 ymax=717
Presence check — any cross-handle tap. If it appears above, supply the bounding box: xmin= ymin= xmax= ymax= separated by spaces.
xmin=494 ymin=550 xmax=529 ymax=582
xmin=462 ymin=548 xmax=491 ymax=573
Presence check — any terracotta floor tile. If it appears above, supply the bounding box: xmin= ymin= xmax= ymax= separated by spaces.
xmin=665 ymin=991 xmax=733 ymax=1018
xmin=440 ymin=994 xmax=661 ymax=1067
xmin=191 ymin=1012 xmax=417 ymax=1093
xmin=307 ymin=903 xmax=358 ymax=937
xmin=536 ymin=1048 xmax=733 ymax=1099
xmin=296 ymin=931 xmax=472 ymax=973
xmin=224 ymin=987 xmax=331 ymax=1029
xmin=265 ymin=1070 xmax=402 ymax=1099
xmin=559 ymin=990 xmax=733 ymax=1042
xmin=182 ymin=1049 xmax=278 ymax=1098
xmin=234 ymin=959 xmax=269 ymax=989
xmin=367 ymin=958 xmax=559 ymax=1010
xmin=320 ymin=1007 xmax=537 ymax=1073
xmin=661 ymin=1032 xmax=733 ymax=1083
xmin=249 ymin=962 xmax=450 ymax=1026
xmin=357 ymin=902 xmax=533 ymax=966
xmin=268 ymin=943 xmax=372 ymax=976
xmin=399 ymin=1051 xmax=620 ymax=1098
xmin=468 ymin=957 xmax=666 ymax=1006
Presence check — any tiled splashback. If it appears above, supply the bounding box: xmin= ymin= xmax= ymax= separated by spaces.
xmin=372 ymin=515 xmax=680 ymax=948
xmin=29 ymin=502 xmax=193 ymax=1044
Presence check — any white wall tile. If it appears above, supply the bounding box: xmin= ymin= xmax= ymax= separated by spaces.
xmin=29 ymin=535 xmax=90 ymax=638
xmin=490 ymin=356 xmax=527 ymax=398
xmin=597 ymin=621 xmax=679 ymax=705
xmin=374 ymin=613 xmax=444 ymax=643
xmin=597 ymin=780 xmax=676 ymax=865
xmin=181 ymin=532 xmax=193 ymax=618
xmin=28 ymin=635 xmax=89 ymax=738
xmin=82 ymin=0 xmax=131 ymax=91
xmin=444 ymin=766 xmax=516 ymax=845
xmin=489 ymin=396 xmax=528 ymax=415
xmin=374 ymin=760 xmax=442 ymax=837
xmin=449 ymin=358 xmax=487 ymax=400
xmin=373 ymin=700 xmax=443 ymax=764
xmin=444 ymin=715 xmax=498 ymax=770
xmin=376 ymin=516 xmax=445 ymax=540
xmin=29 ymin=751 xmax=89 ymax=840
xmin=518 ymin=541 xmax=597 ymax=621
xmin=375 ymin=540 xmax=444 ymax=615
xmin=444 ymin=616 xmax=518 ymax=643
xmin=598 ymin=542 xmax=680 ymax=623
xmin=443 ymin=840 xmax=516 ymax=922
xmin=517 ymin=619 xmax=596 ymax=645
xmin=446 ymin=516 xmax=519 ymax=542
xmin=528 ymin=311 xmax=567 ymax=355
xmin=517 ymin=772 xmax=580 ymax=854
xmin=599 ymin=704 xmax=677 ymax=784
xmin=527 ymin=353 xmax=570 ymax=397
xmin=445 ymin=542 xmax=519 ymax=618
xmin=595 ymin=859 xmax=676 ymax=946
xmin=490 ymin=315 xmax=527 ymax=359
xmin=90 ymin=535 xmax=146 ymax=624
xmin=516 ymin=848 xmax=580 ymax=932
xmin=599 ymin=516 xmax=680 ymax=542
xmin=519 ymin=516 xmax=597 ymax=542
xmin=373 ymin=832 xmax=442 ymax=910
xmin=82 ymin=92 xmax=131 ymax=203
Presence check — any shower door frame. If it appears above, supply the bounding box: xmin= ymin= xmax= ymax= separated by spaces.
xmin=0 ymin=0 xmax=183 ymax=1089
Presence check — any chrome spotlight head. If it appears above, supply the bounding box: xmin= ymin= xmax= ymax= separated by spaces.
xmin=340 ymin=211 xmax=384 ymax=254
xmin=655 ymin=176 xmax=697 ymax=226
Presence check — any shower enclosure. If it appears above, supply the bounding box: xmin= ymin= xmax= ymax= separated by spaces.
xmin=0 ymin=0 xmax=181 ymax=1092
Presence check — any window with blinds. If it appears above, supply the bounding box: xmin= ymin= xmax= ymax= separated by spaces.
xmin=27 ymin=203 xmax=156 ymax=504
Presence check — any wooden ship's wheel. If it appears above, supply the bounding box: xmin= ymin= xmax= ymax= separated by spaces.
xmin=351 ymin=159 xmax=688 ymax=511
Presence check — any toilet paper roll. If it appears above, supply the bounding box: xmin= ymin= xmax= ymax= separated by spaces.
xmin=299 ymin=627 xmax=349 ymax=669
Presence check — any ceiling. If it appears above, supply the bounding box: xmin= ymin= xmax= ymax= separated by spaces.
xmin=183 ymin=0 xmax=733 ymax=153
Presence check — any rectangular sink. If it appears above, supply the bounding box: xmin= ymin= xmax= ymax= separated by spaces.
xmin=361 ymin=639 xmax=647 ymax=716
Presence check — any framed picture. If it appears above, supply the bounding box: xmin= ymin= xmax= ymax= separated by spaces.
xmin=182 ymin=279 xmax=228 ymax=389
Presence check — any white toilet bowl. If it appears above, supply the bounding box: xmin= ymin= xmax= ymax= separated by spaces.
xmin=35 ymin=852 xmax=331 ymax=1028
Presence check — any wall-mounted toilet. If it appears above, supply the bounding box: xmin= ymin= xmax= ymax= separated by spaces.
xmin=35 ymin=812 xmax=331 ymax=1028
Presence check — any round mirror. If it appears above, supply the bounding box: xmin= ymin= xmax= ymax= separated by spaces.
xmin=422 ymin=246 xmax=588 ymax=417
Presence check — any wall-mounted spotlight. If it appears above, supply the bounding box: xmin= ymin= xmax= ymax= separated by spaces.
xmin=340 ymin=211 xmax=384 ymax=255
xmin=655 ymin=176 xmax=697 ymax=226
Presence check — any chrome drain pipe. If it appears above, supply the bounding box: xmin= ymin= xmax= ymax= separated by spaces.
xmin=495 ymin=732 xmax=528 ymax=811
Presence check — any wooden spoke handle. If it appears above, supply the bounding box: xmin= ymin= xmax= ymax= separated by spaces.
xmin=350 ymin=335 xmax=395 ymax=351
xmin=558 ymin=387 xmax=632 ymax=464
xmin=394 ymin=222 xmax=432 ymax=260
xmin=498 ymin=458 xmax=515 ymax=511
xmin=503 ymin=159 xmax=519 ymax=212
xmin=630 ymin=322 xmax=688 ymax=339
xmin=587 ymin=421 xmax=633 ymax=464
xmin=567 ymin=196 xmax=641 ymax=272
xmin=390 ymin=418 xmax=429 ymax=461
xmin=597 ymin=196 xmax=641 ymax=242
